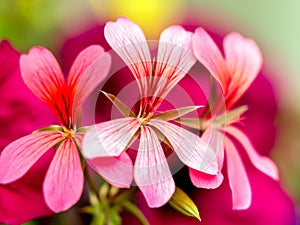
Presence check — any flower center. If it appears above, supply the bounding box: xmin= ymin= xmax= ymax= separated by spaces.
xmin=62 ymin=127 xmax=76 ymax=139
xmin=137 ymin=112 xmax=152 ymax=126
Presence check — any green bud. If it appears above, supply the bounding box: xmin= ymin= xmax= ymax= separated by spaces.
xmin=169 ymin=187 xmax=201 ymax=221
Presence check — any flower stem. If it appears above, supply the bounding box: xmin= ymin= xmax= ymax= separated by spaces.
xmin=85 ymin=169 xmax=99 ymax=198
xmin=122 ymin=201 xmax=150 ymax=225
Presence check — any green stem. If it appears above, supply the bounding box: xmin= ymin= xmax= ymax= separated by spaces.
xmin=102 ymin=198 xmax=111 ymax=225
xmin=112 ymin=187 xmax=136 ymax=205
xmin=123 ymin=201 xmax=150 ymax=225
xmin=85 ymin=169 xmax=99 ymax=198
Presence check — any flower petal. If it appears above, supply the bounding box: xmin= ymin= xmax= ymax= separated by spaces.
xmin=104 ymin=17 xmax=152 ymax=94
xmin=0 ymin=150 xmax=54 ymax=225
xmin=225 ymin=126 xmax=278 ymax=180
xmin=225 ymin=137 xmax=251 ymax=210
xmin=154 ymin=26 xmax=196 ymax=99
xmin=20 ymin=47 xmax=70 ymax=127
xmin=189 ymin=128 xmax=224 ymax=188
xmin=43 ymin=139 xmax=84 ymax=212
xmin=87 ymin=152 xmax=133 ymax=188
xmin=0 ymin=131 xmax=62 ymax=184
xmin=82 ymin=117 xmax=140 ymax=158
xmin=192 ymin=28 xmax=226 ymax=89
xmin=223 ymin=33 xmax=262 ymax=106
xmin=67 ymin=45 xmax=111 ymax=122
xmin=150 ymin=119 xmax=218 ymax=175
xmin=20 ymin=47 xmax=65 ymax=104
xmin=134 ymin=126 xmax=175 ymax=208
xmin=189 ymin=168 xmax=223 ymax=189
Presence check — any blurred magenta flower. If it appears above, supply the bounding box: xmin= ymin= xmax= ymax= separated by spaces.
xmin=82 ymin=17 xmax=218 ymax=208
xmin=191 ymin=28 xmax=279 ymax=209
xmin=0 ymin=40 xmax=55 ymax=224
xmin=0 ymin=45 xmax=111 ymax=212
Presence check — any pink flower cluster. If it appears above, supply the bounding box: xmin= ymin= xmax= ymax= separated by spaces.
xmin=0 ymin=17 xmax=292 ymax=224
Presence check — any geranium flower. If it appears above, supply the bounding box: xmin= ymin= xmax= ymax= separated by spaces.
xmin=60 ymin=19 xmax=296 ymax=225
xmin=0 ymin=45 xmax=111 ymax=212
xmin=82 ymin=17 xmax=218 ymax=208
xmin=191 ymin=28 xmax=279 ymax=209
xmin=122 ymin=74 xmax=296 ymax=225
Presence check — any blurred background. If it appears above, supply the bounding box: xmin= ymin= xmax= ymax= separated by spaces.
xmin=1 ymin=0 xmax=300 ymax=224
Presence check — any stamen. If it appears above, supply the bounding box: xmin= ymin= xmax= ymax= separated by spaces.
xmin=62 ymin=127 xmax=76 ymax=139
xmin=137 ymin=113 xmax=152 ymax=126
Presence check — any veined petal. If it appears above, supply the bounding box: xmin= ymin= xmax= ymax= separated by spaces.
xmin=225 ymin=126 xmax=278 ymax=180
xmin=87 ymin=152 xmax=133 ymax=188
xmin=0 ymin=131 xmax=62 ymax=184
xmin=20 ymin=47 xmax=65 ymax=104
xmin=150 ymin=119 xmax=218 ymax=175
xmin=67 ymin=45 xmax=111 ymax=122
xmin=154 ymin=26 xmax=196 ymax=99
xmin=82 ymin=117 xmax=140 ymax=158
xmin=223 ymin=33 xmax=262 ymax=106
xmin=192 ymin=28 xmax=226 ymax=89
xmin=43 ymin=139 xmax=84 ymax=212
xmin=20 ymin=47 xmax=70 ymax=127
xmin=189 ymin=128 xmax=224 ymax=188
xmin=134 ymin=126 xmax=175 ymax=208
xmin=225 ymin=137 xmax=251 ymax=210
xmin=104 ymin=17 xmax=152 ymax=95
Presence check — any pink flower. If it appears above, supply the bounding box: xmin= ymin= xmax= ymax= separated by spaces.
xmin=82 ymin=17 xmax=218 ymax=208
xmin=191 ymin=28 xmax=279 ymax=209
xmin=122 ymin=75 xmax=296 ymax=225
xmin=60 ymin=20 xmax=296 ymax=224
xmin=0 ymin=45 xmax=111 ymax=212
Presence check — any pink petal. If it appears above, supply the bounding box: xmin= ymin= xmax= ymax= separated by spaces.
xmin=67 ymin=45 xmax=111 ymax=122
xmin=189 ymin=168 xmax=223 ymax=189
xmin=192 ymin=28 xmax=226 ymax=89
xmin=134 ymin=126 xmax=175 ymax=208
xmin=154 ymin=26 xmax=196 ymax=98
xmin=78 ymin=126 xmax=134 ymax=188
xmin=104 ymin=17 xmax=152 ymax=94
xmin=0 ymin=150 xmax=54 ymax=225
xmin=20 ymin=47 xmax=70 ymax=127
xmin=20 ymin=47 xmax=65 ymax=104
xmin=225 ymin=137 xmax=251 ymax=210
xmin=223 ymin=33 xmax=262 ymax=105
xmin=0 ymin=131 xmax=62 ymax=184
xmin=82 ymin=117 xmax=140 ymax=158
xmin=225 ymin=126 xmax=278 ymax=180
xmin=43 ymin=139 xmax=84 ymax=212
xmin=150 ymin=119 xmax=218 ymax=175
xmin=189 ymin=128 xmax=224 ymax=188
xmin=87 ymin=152 xmax=133 ymax=188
